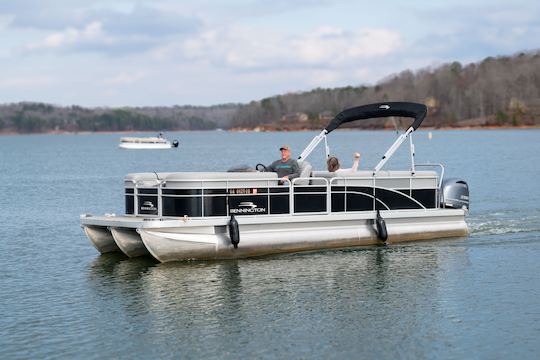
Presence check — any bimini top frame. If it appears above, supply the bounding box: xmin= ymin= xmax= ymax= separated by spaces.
xmin=298 ymin=102 xmax=427 ymax=172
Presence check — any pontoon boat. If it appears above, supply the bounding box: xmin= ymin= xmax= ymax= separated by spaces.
xmin=82 ymin=102 xmax=469 ymax=262
xmin=119 ymin=133 xmax=179 ymax=149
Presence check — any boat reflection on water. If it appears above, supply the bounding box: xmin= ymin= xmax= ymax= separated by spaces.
xmin=87 ymin=253 xmax=158 ymax=310
xmin=86 ymin=240 xmax=468 ymax=356
xmin=88 ymin=252 xmax=157 ymax=282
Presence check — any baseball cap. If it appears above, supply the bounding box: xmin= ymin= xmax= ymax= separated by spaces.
xmin=279 ymin=145 xmax=291 ymax=151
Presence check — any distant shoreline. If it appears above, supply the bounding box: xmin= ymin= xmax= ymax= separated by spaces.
xmin=1 ymin=124 xmax=539 ymax=136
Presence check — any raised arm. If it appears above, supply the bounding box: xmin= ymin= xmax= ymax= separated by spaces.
xmin=351 ymin=152 xmax=361 ymax=172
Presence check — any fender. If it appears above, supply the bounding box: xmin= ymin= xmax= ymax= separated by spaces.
xmin=229 ymin=215 xmax=240 ymax=249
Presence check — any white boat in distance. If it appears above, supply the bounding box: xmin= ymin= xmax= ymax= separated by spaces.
xmin=82 ymin=102 xmax=470 ymax=262
xmin=119 ymin=133 xmax=179 ymax=149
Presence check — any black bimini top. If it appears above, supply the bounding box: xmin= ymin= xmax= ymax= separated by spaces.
xmin=324 ymin=102 xmax=427 ymax=134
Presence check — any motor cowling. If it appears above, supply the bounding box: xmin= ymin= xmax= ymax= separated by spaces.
xmin=172 ymin=140 xmax=179 ymax=148
xmin=441 ymin=178 xmax=469 ymax=210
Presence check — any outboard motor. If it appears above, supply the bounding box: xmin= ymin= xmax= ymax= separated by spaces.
xmin=172 ymin=140 xmax=179 ymax=148
xmin=441 ymin=178 xmax=470 ymax=210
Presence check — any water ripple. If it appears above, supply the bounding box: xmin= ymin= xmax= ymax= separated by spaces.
xmin=3 ymin=131 xmax=540 ymax=359
xmin=468 ymin=208 xmax=540 ymax=236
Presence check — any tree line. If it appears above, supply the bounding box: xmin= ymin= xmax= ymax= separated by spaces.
xmin=1 ymin=50 xmax=539 ymax=134
xmin=231 ymin=50 xmax=540 ymax=129
xmin=0 ymin=103 xmax=219 ymax=133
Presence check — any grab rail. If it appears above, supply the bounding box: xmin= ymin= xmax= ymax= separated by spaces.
xmin=415 ymin=163 xmax=444 ymax=208
xmin=291 ymin=177 xmax=330 ymax=215
xmin=415 ymin=163 xmax=445 ymax=188
xmin=127 ymin=172 xmax=440 ymax=218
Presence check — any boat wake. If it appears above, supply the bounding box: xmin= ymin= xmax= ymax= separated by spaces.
xmin=468 ymin=209 xmax=540 ymax=236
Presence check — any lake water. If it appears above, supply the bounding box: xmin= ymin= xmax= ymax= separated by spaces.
xmin=1 ymin=129 xmax=540 ymax=359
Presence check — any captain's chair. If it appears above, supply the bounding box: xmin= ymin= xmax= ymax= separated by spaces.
xmin=294 ymin=160 xmax=312 ymax=185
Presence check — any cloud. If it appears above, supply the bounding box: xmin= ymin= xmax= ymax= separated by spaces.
xmin=4 ymin=2 xmax=201 ymax=36
xmin=9 ymin=2 xmax=201 ymax=56
xmin=181 ymin=25 xmax=402 ymax=70
xmin=304 ymin=70 xmax=341 ymax=87
xmin=0 ymin=75 xmax=53 ymax=88
xmin=103 ymin=71 xmax=146 ymax=85
xmin=368 ymin=2 xmax=539 ymax=78
xmin=3 ymin=0 xmax=540 ymax=107
xmin=101 ymin=5 xmax=200 ymax=37
xmin=25 ymin=21 xmax=105 ymax=50
xmin=0 ymin=0 xmax=89 ymax=30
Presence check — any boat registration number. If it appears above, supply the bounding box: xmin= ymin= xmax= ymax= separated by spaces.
xmin=228 ymin=188 xmax=258 ymax=194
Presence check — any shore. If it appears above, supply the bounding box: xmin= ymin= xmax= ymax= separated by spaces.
xmin=1 ymin=124 xmax=539 ymax=136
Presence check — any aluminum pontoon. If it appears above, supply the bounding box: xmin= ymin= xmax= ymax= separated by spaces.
xmin=82 ymin=102 xmax=469 ymax=262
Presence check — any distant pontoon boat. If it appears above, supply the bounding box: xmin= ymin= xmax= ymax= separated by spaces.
xmin=119 ymin=133 xmax=179 ymax=149
xmin=82 ymin=102 xmax=469 ymax=262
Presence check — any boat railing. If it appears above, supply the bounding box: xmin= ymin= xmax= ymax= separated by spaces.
xmin=120 ymin=137 xmax=169 ymax=144
xmin=291 ymin=177 xmax=331 ymax=215
xmin=327 ymin=173 xmax=438 ymax=212
xmin=127 ymin=172 xmax=440 ymax=218
xmin=415 ymin=163 xmax=445 ymax=187
xmin=414 ymin=163 xmax=444 ymax=208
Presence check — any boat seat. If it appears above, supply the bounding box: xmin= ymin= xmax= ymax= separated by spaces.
xmin=310 ymin=170 xmax=438 ymax=189
xmin=294 ymin=160 xmax=312 ymax=185
xmin=125 ymin=171 xmax=279 ymax=188
xmin=311 ymin=170 xmax=437 ymax=178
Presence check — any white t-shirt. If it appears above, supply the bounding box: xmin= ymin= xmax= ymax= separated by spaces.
xmin=335 ymin=158 xmax=359 ymax=173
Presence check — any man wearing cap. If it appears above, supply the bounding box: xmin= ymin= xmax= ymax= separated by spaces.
xmin=267 ymin=145 xmax=300 ymax=184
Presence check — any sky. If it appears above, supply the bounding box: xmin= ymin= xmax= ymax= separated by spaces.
xmin=1 ymin=0 xmax=539 ymax=107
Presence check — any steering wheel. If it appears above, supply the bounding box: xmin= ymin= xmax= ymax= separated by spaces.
xmin=255 ymin=163 xmax=268 ymax=172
